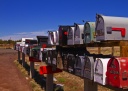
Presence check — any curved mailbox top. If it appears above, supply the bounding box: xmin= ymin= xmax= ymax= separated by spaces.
xmin=48 ymin=31 xmax=57 ymax=45
xmin=84 ymin=22 xmax=96 ymax=43
xmin=96 ymin=14 xmax=128 ymax=41
xmin=74 ymin=24 xmax=84 ymax=44
xmin=55 ymin=30 xmax=59 ymax=45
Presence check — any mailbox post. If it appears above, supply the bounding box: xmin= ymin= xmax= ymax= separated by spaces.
xmin=18 ymin=50 xmax=20 ymax=62
xmin=30 ymin=62 xmax=34 ymax=78
xmin=46 ymin=74 xmax=53 ymax=91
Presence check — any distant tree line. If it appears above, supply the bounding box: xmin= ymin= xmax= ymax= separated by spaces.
xmin=0 ymin=39 xmax=21 ymax=44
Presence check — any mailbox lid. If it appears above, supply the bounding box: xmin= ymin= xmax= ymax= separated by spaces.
xmin=74 ymin=24 xmax=84 ymax=44
xmin=96 ymin=14 xmax=128 ymax=41
xmin=84 ymin=22 xmax=96 ymax=43
xmin=67 ymin=27 xmax=75 ymax=45
xmin=84 ymin=56 xmax=94 ymax=80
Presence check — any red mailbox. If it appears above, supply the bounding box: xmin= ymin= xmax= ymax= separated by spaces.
xmin=106 ymin=57 xmax=128 ymax=88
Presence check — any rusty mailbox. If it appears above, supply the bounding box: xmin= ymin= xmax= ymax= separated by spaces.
xmin=94 ymin=58 xmax=110 ymax=85
xmin=95 ymin=14 xmax=128 ymax=41
xmin=74 ymin=24 xmax=84 ymax=44
xmin=84 ymin=22 xmax=96 ymax=43
xmin=106 ymin=57 xmax=128 ymax=88
xmin=83 ymin=55 xmax=95 ymax=80
xmin=67 ymin=26 xmax=75 ymax=45
xmin=74 ymin=55 xmax=85 ymax=77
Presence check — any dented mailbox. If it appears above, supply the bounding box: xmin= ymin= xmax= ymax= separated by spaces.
xmin=74 ymin=24 xmax=84 ymax=44
xmin=95 ymin=14 xmax=128 ymax=41
xmin=84 ymin=22 xmax=96 ymax=43
xmin=94 ymin=58 xmax=110 ymax=85
xmin=106 ymin=57 xmax=128 ymax=88
xmin=67 ymin=26 xmax=75 ymax=45
xmin=83 ymin=56 xmax=94 ymax=80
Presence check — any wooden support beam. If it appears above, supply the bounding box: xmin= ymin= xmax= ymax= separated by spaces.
xmin=46 ymin=74 xmax=53 ymax=91
xmin=18 ymin=51 xmax=20 ymax=62
xmin=22 ymin=53 xmax=25 ymax=67
xmin=30 ymin=62 xmax=34 ymax=78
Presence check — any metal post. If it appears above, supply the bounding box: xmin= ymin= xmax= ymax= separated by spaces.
xmin=46 ymin=74 xmax=53 ymax=91
xmin=18 ymin=51 xmax=20 ymax=62
xmin=22 ymin=53 xmax=25 ymax=67
xmin=30 ymin=62 xmax=34 ymax=78
xmin=84 ymin=79 xmax=98 ymax=91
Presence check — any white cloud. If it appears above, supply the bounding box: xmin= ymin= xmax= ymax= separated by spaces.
xmin=0 ymin=30 xmax=49 ymax=40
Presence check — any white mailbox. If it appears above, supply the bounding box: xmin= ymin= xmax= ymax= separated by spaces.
xmin=83 ymin=56 xmax=94 ymax=80
xmin=67 ymin=26 xmax=75 ymax=45
xmin=96 ymin=14 xmax=128 ymax=41
xmin=74 ymin=56 xmax=85 ymax=77
xmin=94 ymin=58 xmax=110 ymax=85
xmin=74 ymin=24 xmax=84 ymax=44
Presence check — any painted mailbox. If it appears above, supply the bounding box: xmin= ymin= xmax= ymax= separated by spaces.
xmin=83 ymin=56 xmax=94 ymax=80
xmin=95 ymin=14 xmax=128 ymax=41
xmin=74 ymin=24 xmax=84 ymax=44
xmin=106 ymin=57 xmax=128 ymax=88
xmin=94 ymin=58 xmax=110 ymax=85
xmin=84 ymin=22 xmax=96 ymax=43
xmin=67 ymin=26 xmax=75 ymax=45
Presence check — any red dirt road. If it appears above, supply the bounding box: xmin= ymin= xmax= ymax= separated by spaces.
xmin=0 ymin=49 xmax=32 ymax=91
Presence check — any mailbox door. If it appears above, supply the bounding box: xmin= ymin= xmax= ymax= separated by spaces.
xmin=74 ymin=25 xmax=84 ymax=44
xmin=74 ymin=56 xmax=81 ymax=76
xmin=94 ymin=58 xmax=103 ymax=85
xmin=107 ymin=58 xmax=120 ymax=87
xmin=84 ymin=22 xmax=96 ymax=43
xmin=83 ymin=56 xmax=94 ymax=80
xmin=67 ymin=27 xmax=75 ymax=45
xmin=95 ymin=14 xmax=105 ymax=41
xmin=47 ymin=50 xmax=52 ymax=65
xmin=48 ymin=31 xmax=53 ymax=45
xmin=52 ymin=50 xmax=57 ymax=66
xmin=67 ymin=54 xmax=75 ymax=74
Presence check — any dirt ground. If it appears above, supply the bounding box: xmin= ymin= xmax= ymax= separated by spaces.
xmin=0 ymin=49 xmax=32 ymax=91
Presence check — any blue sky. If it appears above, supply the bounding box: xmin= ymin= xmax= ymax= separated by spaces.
xmin=0 ymin=0 xmax=127 ymax=40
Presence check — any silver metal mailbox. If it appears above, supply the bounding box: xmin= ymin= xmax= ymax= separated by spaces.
xmin=56 ymin=30 xmax=59 ymax=45
xmin=96 ymin=14 xmax=128 ymax=41
xmin=67 ymin=26 xmax=75 ymax=45
xmin=83 ymin=56 xmax=94 ymax=80
xmin=48 ymin=31 xmax=57 ymax=45
xmin=84 ymin=22 xmax=96 ymax=43
xmin=74 ymin=56 xmax=85 ymax=77
xmin=74 ymin=24 xmax=84 ymax=44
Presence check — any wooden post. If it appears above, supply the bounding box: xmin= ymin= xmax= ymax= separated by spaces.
xmin=84 ymin=79 xmax=98 ymax=91
xmin=30 ymin=62 xmax=34 ymax=78
xmin=46 ymin=74 xmax=53 ymax=91
xmin=98 ymin=47 xmax=101 ymax=54
xmin=22 ymin=53 xmax=25 ymax=67
xmin=18 ymin=51 xmax=20 ymax=62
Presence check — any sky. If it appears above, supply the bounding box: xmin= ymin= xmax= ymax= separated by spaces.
xmin=0 ymin=0 xmax=128 ymax=40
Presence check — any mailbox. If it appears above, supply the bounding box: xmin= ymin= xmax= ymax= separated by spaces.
xmin=48 ymin=31 xmax=57 ymax=45
xmin=67 ymin=54 xmax=75 ymax=74
xmin=31 ymin=46 xmax=41 ymax=60
xmin=95 ymin=14 xmax=128 ymax=41
xmin=83 ymin=56 xmax=94 ymax=80
xmin=106 ymin=57 xmax=128 ymax=88
xmin=94 ymin=58 xmax=110 ymax=85
xmin=84 ymin=22 xmax=96 ymax=43
xmin=37 ymin=36 xmax=48 ymax=46
xmin=74 ymin=56 xmax=85 ymax=77
xmin=51 ymin=49 xmax=57 ymax=67
xmin=56 ymin=30 xmax=59 ymax=45
xmin=59 ymin=25 xmax=73 ymax=46
xmin=74 ymin=24 xmax=84 ymax=44
xmin=67 ymin=26 xmax=75 ymax=45
xmin=25 ymin=39 xmax=37 ymax=45
xmin=42 ymin=48 xmax=49 ymax=62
